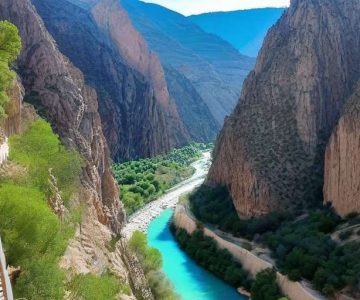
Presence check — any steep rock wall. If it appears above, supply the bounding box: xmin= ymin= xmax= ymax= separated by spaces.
xmin=208 ymin=0 xmax=360 ymax=217
xmin=90 ymin=0 xmax=190 ymax=148
xmin=324 ymin=82 xmax=360 ymax=217
xmin=31 ymin=0 xmax=174 ymax=161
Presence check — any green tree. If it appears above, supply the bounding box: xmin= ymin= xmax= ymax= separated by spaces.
xmin=0 ymin=21 xmax=21 ymax=117
xmin=251 ymin=269 xmax=283 ymax=300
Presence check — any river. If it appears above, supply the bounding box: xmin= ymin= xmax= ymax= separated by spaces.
xmin=147 ymin=208 xmax=245 ymax=300
xmin=122 ymin=152 xmax=245 ymax=299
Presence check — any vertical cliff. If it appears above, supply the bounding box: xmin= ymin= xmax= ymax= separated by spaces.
xmin=31 ymin=0 xmax=178 ymax=161
xmin=0 ymin=0 xmax=124 ymax=232
xmin=90 ymin=0 xmax=190 ymax=149
xmin=324 ymin=81 xmax=360 ymax=217
xmin=207 ymin=0 xmax=360 ymax=217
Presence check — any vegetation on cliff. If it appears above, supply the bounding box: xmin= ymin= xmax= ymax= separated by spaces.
xmin=113 ymin=143 xmax=211 ymax=214
xmin=0 ymin=21 xmax=21 ymax=118
xmin=0 ymin=118 xmax=130 ymax=299
xmin=0 ymin=119 xmax=82 ymax=298
xmin=129 ymin=231 xmax=180 ymax=300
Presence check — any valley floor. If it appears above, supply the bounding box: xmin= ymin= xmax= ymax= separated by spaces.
xmin=121 ymin=151 xmax=211 ymax=239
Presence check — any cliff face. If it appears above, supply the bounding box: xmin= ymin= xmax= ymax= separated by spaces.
xmin=324 ymin=82 xmax=360 ymax=217
xmin=90 ymin=0 xmax=190 ymax=149
xmin=208 ymin=0 xmax=360 ymax=218
xmin=31 ymin=0 xmax=176 ymax=161
xmin=0 ymin=0 xmax=124 ymax=233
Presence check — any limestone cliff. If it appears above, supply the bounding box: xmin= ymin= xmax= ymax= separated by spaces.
xmin=324 ymin=82 xmax=360 ymax=217
xmin=31 ymin=0 xmax=178 ymax=161
xmin=208 ymin=0 xmax=360 ymax=217
xmin=90 ymin=0 xmax=190 ymax=149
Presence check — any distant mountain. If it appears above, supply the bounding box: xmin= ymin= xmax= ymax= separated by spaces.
xmin=189 ymin=8 xmax=285 ymax=57
xmin=121 ymin=0 xmax=255 ymax=130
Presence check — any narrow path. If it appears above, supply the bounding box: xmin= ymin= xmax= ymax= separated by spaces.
xmin=121 ymin=152 xmax=211 ymax=239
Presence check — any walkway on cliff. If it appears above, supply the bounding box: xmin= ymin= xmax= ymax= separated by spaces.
xmin=121 ymin=151 xmax=211 ymax=239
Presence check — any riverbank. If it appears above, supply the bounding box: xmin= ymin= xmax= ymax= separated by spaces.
xmin=121 ymin=152 xmax=211 ymax=239
xmin=173 ymin=204 xmax=326 ymax=300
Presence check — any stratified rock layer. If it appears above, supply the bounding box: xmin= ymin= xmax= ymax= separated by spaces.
xmin=208 ymin=0 xmax=360 ymax=217
xmin=324 ymin=82 xmax=360 ymax=217
xmin=0 ymin=0 xmax=124 ymax=232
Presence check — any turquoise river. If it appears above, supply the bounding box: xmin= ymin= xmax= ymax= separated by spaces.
xmin=147 ymin=208 xmax=246 ymax=300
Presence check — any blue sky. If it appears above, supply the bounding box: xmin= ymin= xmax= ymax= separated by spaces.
xmin=141 ymin=0 xmax=290 ymax=16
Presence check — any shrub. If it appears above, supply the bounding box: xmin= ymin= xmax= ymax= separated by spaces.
xmin=0 ymin=21 xmax=22 ymax=118
xmin=251 ymin=269 xmax=283 ymax=300
xmin=129 ymin=231 xmax=180 ymax=299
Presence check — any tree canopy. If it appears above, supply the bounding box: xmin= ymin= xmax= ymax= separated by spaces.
xmin=0 ymin=21 xmax=21 ymax=118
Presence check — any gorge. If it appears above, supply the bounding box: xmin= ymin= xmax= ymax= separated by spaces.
xmin=1 ymin=0 xmax=360 ymax=299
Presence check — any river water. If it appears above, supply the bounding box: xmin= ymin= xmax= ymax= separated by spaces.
xmin=147 ymin=208 xmax=245 ymax=300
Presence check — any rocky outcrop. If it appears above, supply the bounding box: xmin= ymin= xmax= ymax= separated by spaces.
xmin=324 ymin=82 xmax=360 ymax=217
xmin=31 ymin=0 xmax=180 ymax=161
xmin=0 ymin=0 xmax=124 ymax=233
xmin=208 ymin=0 xmax=360 ymax=217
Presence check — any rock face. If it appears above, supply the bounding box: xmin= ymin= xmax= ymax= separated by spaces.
xmin=324 ymin=82 xmax=360 ymax=217
xmin=90 ymin=0 xmax=190 ymax=149
xmin=122 ymin=0 xmax=255 ymax=129
xmin=32 ymin=0 xmax=189 ymax=161
xmin=208 ymin=0 xmax=360 ymax=218
xmin=0 ymin=0 xmax=124 ymax=233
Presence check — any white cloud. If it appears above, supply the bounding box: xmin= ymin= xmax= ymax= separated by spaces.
xmin=141 ymin=0 xmax=290 ymax=16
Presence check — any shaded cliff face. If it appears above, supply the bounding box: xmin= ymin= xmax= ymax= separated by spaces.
xmin=324 ymin=82 xmax=360 ymax=217
xmin=90 ymin=0 xmax=190 ymax=149
xmin=164 ymin=66 xmax=219 ymax=142
xmin=208 ymin=0 xmax=360 ymax=217
xmin=31 ymin=0 xmax=174 ymax=161
xmin=0 ymin=0 xmax=124 ymax=232
xmin=121 ymin=0 xmax=255 ymax=127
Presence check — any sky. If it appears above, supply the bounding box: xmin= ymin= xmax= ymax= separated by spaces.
xmin=141 ymin=0 xmax=290 ymax=16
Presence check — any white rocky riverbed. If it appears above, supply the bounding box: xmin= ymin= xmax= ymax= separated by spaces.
xmin=121 ymin=151 xmax=211 ymax=239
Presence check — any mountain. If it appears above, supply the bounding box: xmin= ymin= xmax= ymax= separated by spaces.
xmin=121 ymin=0 xmax=255 ymax=129
xmin=189 ymin=8 xmax=285 ymax=57
xmin=32 ymin=0 xmax=190 ymax=162
xmin=207 ymin=0 xmax=360 ymax=218
xmin=0 ymin=0 xmax=153 ymax=298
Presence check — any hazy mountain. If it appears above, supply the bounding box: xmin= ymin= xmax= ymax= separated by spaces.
xmin=189 ymin=8 xmax=285 ymax=57
xmin=121 ymin=0 xmax=255 ymax=128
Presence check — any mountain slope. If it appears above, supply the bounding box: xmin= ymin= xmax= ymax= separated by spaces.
xmin=121 ymin=0 xmax=255 ymax=128
xmin=189 ymin=8 xmax=285 ymax=57
xmin=31 ymin=0 xmax=183 ymax=161
xmin=207 ymin=0 xmax=360 ymax=218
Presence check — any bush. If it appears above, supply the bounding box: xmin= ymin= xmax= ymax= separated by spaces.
xmin=68 ymin=273 xmax=130 ymax=300
xmin=0 ymin=21 xmax=22 ymax=118
xmin=10 ymin=119 xmax=83 ymax=202
xmin=129 ymin=231 xmax=180 ymax=299
xmin=251 ymin=269 xmax=283 ymax=300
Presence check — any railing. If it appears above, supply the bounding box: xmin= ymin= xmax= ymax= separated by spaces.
xmin=0 ymin=238 xmax=13 ymax=300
